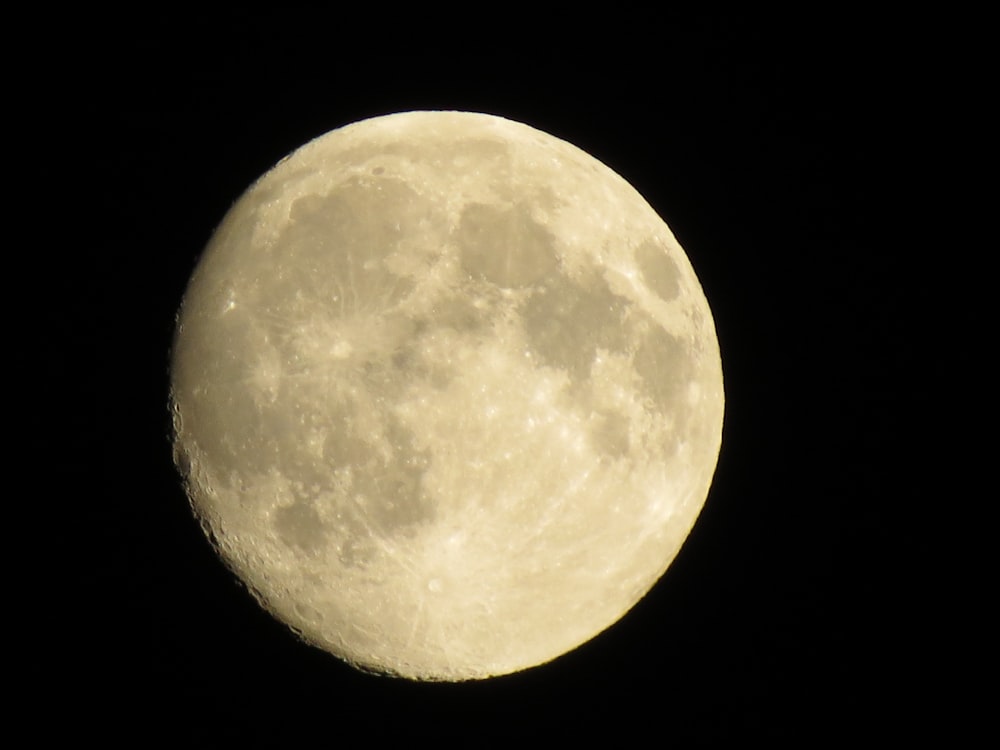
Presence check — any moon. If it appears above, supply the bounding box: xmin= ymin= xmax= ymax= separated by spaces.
xmin=170 ymin=111 xmax=724 ymax=681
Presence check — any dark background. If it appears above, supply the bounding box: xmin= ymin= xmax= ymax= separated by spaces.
xmin=70 ymin=10 xmax=946 ymax=742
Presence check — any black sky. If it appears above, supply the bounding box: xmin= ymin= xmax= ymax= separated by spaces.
xmin=67 ymin=10 xmax=944 ymax=741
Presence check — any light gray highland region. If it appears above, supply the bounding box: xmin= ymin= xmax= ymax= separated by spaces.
xmin=171 ymin=111 xmax=724 ymax=680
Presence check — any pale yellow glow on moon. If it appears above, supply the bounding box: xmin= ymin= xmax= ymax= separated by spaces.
xmin=170 ymin=111 xmax=724 ymax=681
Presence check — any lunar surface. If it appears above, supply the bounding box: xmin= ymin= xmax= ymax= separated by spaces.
xmin=170 ymin=111 xmax=724 ymax=680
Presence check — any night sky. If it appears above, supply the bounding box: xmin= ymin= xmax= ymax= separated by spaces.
xmin=67 ymin=10 xmax=945 ymax=741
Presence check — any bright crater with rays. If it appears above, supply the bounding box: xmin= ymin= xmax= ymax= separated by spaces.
xmin=171 ymin=111 xmax=724 ymax=680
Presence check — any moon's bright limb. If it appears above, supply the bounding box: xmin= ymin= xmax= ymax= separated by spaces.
xmin=170 ymin=111 xmax=724 ymax=681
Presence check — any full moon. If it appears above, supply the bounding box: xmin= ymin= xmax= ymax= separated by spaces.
xmin=170 ymin=111 xmax=724 ymax=681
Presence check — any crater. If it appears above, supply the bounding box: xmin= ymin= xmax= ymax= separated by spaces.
xmin=322 ymin=410 xmax=436 ymax=552
xmin=320 ymin=401 xmax=380 ymax=471
xmin=266 ymin=175 xmax=427 ymax=320
xmin=341 ymin=136 xmax=510 ymax=176
xmin=286 ymin=176 xmax=420 ymax=264
xmin=588 ymin=409 xmax=631 ymax=458
xmin=636 ymin=239 xmax=682 ymax=302
xmin=456 ymin=203 xmax=558 ymax=288
xmin=630 ymin=318 xmax=692 ymax=412
xmin=521 ymin=269 xmax=632 ymax=380
xmin=294 ymin=602 xmax=324 ymax=623
xmin=349 ymin=417 xmax=435 ymax=534
xmin=428 ymin=294 xmax=489 ymax=333
xmin=274 ymin=498 xmax=327 ymax=552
